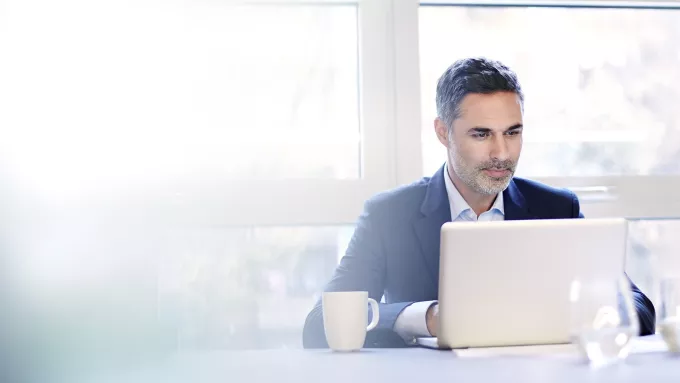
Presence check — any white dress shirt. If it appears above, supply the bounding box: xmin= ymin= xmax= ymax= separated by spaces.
xmin=393 ymin=164 xmax=505 ymax=342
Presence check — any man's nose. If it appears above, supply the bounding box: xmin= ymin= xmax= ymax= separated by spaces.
xmin=490 ymin=134 xmax=509 ymax=161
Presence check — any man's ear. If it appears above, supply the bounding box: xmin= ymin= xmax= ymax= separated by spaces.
xmin=434 ymin=117 xmax=450 ymax=147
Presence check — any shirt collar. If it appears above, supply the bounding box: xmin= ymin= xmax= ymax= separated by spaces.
xmin=443 ymin=163 xmax=505 ymax=220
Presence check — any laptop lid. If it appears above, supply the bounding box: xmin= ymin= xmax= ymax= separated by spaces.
xmin=436 ymin=218 xmax=628 ymax=349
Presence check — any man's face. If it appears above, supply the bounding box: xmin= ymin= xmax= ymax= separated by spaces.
xmin=435 ymin=91 xmax=523 ymax=196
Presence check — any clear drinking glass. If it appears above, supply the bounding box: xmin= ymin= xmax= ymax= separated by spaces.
xmin=659 ymin=277 xmax=680 ymax=353
xmin=569 ymin=275 xmax=639 ymax=366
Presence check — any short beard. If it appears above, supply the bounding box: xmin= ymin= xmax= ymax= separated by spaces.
xmin=450 ymin=149 xmax=515 ymax=196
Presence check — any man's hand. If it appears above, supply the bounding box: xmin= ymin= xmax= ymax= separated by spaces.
xmin=426 ymin=303 xmax=439 ymax=337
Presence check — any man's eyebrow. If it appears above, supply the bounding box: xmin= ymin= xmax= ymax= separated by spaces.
xmin=467 ymin=124 xmax=523 ymax=134
xmin=467 ymin=127 xmax=492 ymax=134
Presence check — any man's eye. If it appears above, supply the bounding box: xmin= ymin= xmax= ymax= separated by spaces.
xmin=472 ymin=132 xmax=489 ymax=138
xmin=507 ymin=130 xmax=520 ymax=136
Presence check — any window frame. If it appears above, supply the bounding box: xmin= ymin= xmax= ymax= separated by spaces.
xmin=163 ymin=0 xmax=399 ymax=226
xmin=421 ymin=0 xmax=680 ymax=8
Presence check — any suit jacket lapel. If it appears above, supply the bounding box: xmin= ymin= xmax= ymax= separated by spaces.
xmin=503 ymin=179 xmax=536 ymax=220
xmin=413 ymin=165 xmax=451 ymax=292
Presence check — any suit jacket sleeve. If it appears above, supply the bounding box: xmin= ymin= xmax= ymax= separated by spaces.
xmin=630 ymin=280 xmax=656 ymax=335
xmin=570 ymin=191 xmax=656 ymax=335
xmin=302 ymin=200 xmax=413 ymax=348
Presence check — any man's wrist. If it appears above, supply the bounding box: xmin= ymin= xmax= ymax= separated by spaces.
xmin=426 ymin=302 xmax=438 ymax=336
xmin=393 ymin=300 xmax=437 ymax=342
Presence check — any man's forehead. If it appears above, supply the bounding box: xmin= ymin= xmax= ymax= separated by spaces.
xmin=456 ymin=92 xmax=522 ymax=123
xmin=458 ymin=92 xmax=523 ymax=113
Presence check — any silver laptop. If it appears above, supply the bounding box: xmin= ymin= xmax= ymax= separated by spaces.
xmin=418 ymin=218 xmax=628 ymax=350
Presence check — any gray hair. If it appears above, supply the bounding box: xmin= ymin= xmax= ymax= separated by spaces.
xmin=436 ymin=57 xmax=524 ymax=135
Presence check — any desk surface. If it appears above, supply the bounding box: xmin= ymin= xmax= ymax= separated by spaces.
xmin=93 ymin=336 xmax=680 ymax=383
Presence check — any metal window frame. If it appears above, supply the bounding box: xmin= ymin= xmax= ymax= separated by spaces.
xmin=178 ymin=0 xmax=401 ymax=226
xmin=421 ymin=0 xmax=680 ymax=9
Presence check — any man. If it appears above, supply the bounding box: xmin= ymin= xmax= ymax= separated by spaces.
xmin=303 ymin=58 xmax=655 ymax=348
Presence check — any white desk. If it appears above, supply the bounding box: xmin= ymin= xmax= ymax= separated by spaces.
xmin=79 ymin=336 xmax=680 ymax=383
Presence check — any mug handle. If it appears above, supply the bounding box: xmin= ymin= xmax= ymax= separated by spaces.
xmin=366 ymin=298 xmax=380 ymax=331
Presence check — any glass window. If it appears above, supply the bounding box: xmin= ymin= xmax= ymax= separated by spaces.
xmin=0 ymin=1 xmax=360 ymax=203
xmin=420 ymin=5 xmax=680 ymax=177
xmin=157 ymin=226 xmax=353 ymax=350
xmin=628 ymin=219 xmax=680 ymax=302
xmin=12 ymin=223 xmax=353 ymax=367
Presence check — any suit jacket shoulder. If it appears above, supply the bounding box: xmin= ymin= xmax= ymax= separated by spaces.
xmin=361 ymin=176 xmax=431 ymax=221
xmin=511 ymin=177 xmax=580 ymax=219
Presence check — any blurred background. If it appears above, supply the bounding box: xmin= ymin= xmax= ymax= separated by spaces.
xmin=3 ymin=0 xmax=680 ymax=380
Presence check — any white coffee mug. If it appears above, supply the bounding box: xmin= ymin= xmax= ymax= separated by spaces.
xmin=322 ymin=291 xmax=379 ymax=351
